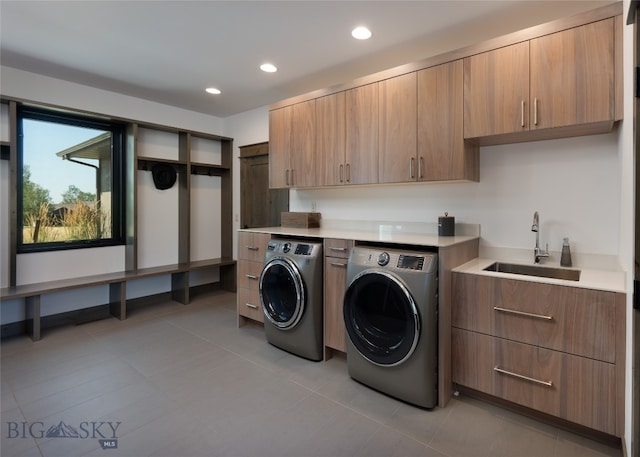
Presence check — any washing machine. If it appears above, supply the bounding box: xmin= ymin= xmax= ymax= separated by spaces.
xmin=259 ymin=239 xmax=323 ymax=361
xmin=343 ymin=246 xmax=438 ymax=408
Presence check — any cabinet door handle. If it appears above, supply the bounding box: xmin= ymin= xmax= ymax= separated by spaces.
xmin=339 ymin=164 xmax=344 ymax=183
xmin=493 ymin=306 xmax=553 ymax=321
xmin=419 ymin=156 xmax=424 ymax=179
xmin=246 ymin=303 xmax=259 ymax=309
xmin=533 ymin=98 xmax=538 ymax=126
xmin=346 ymin=163 xmax=351 ymax=183
xmin=291 ymin=168 xmax=294 ymax=186
xmin=246 ymin=245 xmax=259 ymax=251
xmin=521 ymin=100 xmax=525 ymax=127
xmin=245 ymin=274 xmax=258 ymax=280
xmin=494 ymin=366 xmax=553 ymax=387
xmin=285 ymin=169 xmax=290 ymax=186
xmin=330 ymin=262 xmax=347 ymax=267
xmin=410 ymin=157 xmax=415 ymax=179
xmin=329 ymin=247 xmax=347 ymax=252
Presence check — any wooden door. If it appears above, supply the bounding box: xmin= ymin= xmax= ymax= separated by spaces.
xmin=345 ymin=83 xmax=379 ymax=185
xmin=418 ymin=60 xmax=478 ymax=181
xmin=316 ymin=92 xmax=345 ymax=186
xmin=464 ymin=41 xmax=530 ymax=138
xmin=290 ymin=99 xmax=316 ymax=187
xmin=378 ymin=72 xmax=417 ymax=183
xmin=530 ymin=18 xmax=614 ymax=130
xmin=268 ymin=106 xmax=292 ymax=188
xmin=240 ymin=152 xmax=289 ymax=229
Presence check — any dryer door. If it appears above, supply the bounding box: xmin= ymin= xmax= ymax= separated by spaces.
xmin=260 ymin=257 xmax=305 ymax=329
xmin=343 ymin=270 xmax=420 ymax=366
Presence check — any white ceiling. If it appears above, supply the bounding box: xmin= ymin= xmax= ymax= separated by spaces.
xmin=0 ymin=1 xmax=614 ymax=118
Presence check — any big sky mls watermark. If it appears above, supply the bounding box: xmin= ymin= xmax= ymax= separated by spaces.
xmin=6 ymin=420 xmax=121 ymax=450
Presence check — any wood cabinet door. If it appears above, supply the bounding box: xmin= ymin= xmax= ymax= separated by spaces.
xmin=290 ymin=99 xmax=317 ymax=187
xmin=345 ymin=83 xmax=379 ymax=185
xmin=378 ymin=72 xmax=417 ymax=183
xmin=418 ymin=61 xmax=478 ymax=182
xmin=268 ymin=106 xmax=292 ymax=188
xmin=316 ymin=92 xmax=346 ymax=186
xmin=464 ymin=41 xmax=530 ymax=138
xmin=323 ymin=238 xmax=353 ymax=353
xmin=530 ymin=18 xmax=614 ymax=130
xmin=324 ymin=257 xmax=348 ymax=352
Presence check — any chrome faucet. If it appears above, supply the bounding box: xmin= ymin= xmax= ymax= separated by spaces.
xmin=531 ymin=211 xmax=549 ymax=264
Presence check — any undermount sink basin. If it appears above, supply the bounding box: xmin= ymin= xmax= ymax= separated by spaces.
xmin=483 ymin=262 xmax=581 ymax=282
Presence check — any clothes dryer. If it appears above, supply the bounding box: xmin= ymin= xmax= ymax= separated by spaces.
xmin=343 ymin=246 xmax=438 ymax=408
xmin=259 ymin=239 xmax=323 ymax=361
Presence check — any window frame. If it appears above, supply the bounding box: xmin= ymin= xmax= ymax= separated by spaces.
xmin=16 ymin=104 xmax=126 ymax=253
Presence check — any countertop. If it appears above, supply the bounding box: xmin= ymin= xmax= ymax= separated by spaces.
xmin=453 ymin=257 xmax=626 ymax=293
xmin=239 ymin=220 xmax=479 ymax=248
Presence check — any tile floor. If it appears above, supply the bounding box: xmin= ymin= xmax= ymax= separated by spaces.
xmin=0 ymin=290 xmax=622 ymax=457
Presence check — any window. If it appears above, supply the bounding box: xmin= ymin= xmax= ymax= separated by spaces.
xmin=17 ymin=105 xmax=125 ymax=252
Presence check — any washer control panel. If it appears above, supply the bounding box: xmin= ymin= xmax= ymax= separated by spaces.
xmin=266 ymin=240 xmax=321 ymax=257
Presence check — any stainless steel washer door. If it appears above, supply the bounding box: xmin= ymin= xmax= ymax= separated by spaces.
xmin=260 ymin=257 xmax=305 ymax=329
xmin=343 ymin=270 xmax=420 ymax=366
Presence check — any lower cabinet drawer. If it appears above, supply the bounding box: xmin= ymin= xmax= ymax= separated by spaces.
xmin=452 ymin=328 xmax=617 ymax=435
xmin=238 ymin=260 xmax=262 ymax=290
xmin=237 ymin=287 xmax=264 ymax=323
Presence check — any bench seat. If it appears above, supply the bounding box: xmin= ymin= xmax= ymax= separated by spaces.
xmin=1 ymin=258 xmax=236 ymax=341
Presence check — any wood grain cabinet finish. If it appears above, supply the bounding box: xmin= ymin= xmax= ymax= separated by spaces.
xmin=237 ymin=231 xmax=271 ymax=325
xmin=463 ymin=41 xmax=530 ymax=139
xmin=323 ymin=238 xmax=353 ymax=357
xmin=418 ymin=60 xmax=479 ymax=182
xmin=345 ymin=83 xmax=379 ymax=185
xmin=464 ymin=18 xmax=616 ymax=143
xmin=451 ymin=272 xmax=625 ymax=436
xmin=268 ymin=100 xmax=316 ymax=188
xmin=378 ymin=73 xmax=417 ymax=184
xmin=316 ymin=92 xmax=346 ymax=186
xmin=529 ymin=18 xmax=614 ymax=130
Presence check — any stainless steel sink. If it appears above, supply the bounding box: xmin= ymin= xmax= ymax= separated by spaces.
xmin=483 ymin=262 xmax=581 ymax=281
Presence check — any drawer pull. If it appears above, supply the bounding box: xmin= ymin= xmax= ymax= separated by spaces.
xmin=493 ymin=306 xmax=552 ymax=321
xmin=245 ymin=274 xmax=258 ymax=280
xmin=330 ymin=262 xmax=347 ymax=268
xmin=246 ymin=246 xmax=259 ymax=251
xmin=494 ymin=366 xmax=553 ymax=387
xmin=329 ymin=247 xmax=347 ymax=252
xmin=245 ymin=303 xmax=258 ymax=309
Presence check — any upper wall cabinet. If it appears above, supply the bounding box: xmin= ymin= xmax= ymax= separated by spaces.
xmin=269 ymin=100 xmax=316 ymax=188
xmin=315 ymin=92 xmax=345 ymax=186
xmin=314 ymin=83 xmax=379 ymax=187
xmin=269 ymin=5 xmax=622 ymax=187
xmin=418 ymin=61 xmax=478 ymax=182
xmin=345 ymin=83 xmax=379 ymax=185
xmin=464 ymin=18 xmax=616 ymax=144
xmin=378 ymin=73 xmax=417 ymax=184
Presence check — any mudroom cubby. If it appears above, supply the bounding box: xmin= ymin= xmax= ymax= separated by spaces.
xmin=0 ymin=100 xmax=235 ymax=339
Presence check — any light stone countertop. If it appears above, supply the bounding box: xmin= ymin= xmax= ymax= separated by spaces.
xmin=239 ymin=219 xmax=480 ymax=248
xmin=452 ymin=257 xmax=626 ymax=293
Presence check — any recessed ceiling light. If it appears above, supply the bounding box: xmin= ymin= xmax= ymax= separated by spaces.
xmin=260 ymin=63 xmax=278 ymax=73
xmin=205 ymin=87 xmax=221 ymax=95
xmin=351 ymin=26 xmax=372 ymax=40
